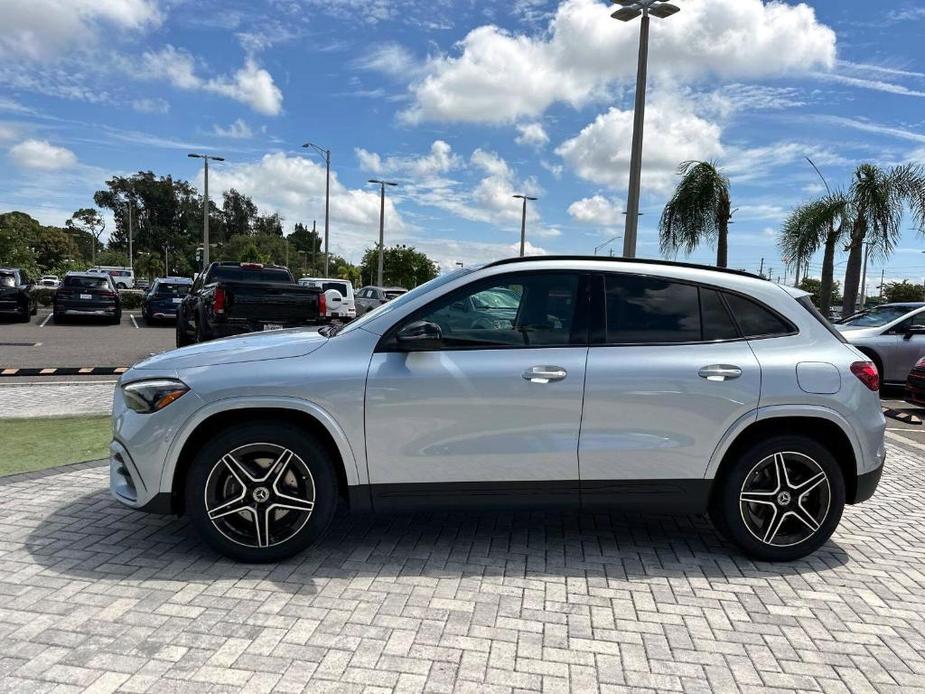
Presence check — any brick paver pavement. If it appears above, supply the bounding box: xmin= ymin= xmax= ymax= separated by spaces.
xmin=0 ymin=443 xmax=923 ymax=693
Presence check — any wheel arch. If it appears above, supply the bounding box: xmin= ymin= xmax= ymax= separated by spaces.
xmin=163 ymin=398 xmax=361 ymax=515
xmin=707 ymin=408 xmax=861 ymax=505
xmin=855 ymin=346 xmax=883 ymax=377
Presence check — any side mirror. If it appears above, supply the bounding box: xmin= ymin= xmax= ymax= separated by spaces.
xmin=395 ymin=320 xmax=442 ymax=350
xmin=904 ymin=325 xmax=925 ymax=340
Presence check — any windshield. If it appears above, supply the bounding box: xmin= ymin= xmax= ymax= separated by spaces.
xmin=840 ymin=305 xmax=918 ymax=328
xmin=337 ymin=268 xmax=474 ymax=336
xmin=64 ymin=276 xmax=110 ymax=289
xmin=472 ymin=288 xmax=520 ymax=310
xmin=154 ymin=283 xmax=190 ymax=297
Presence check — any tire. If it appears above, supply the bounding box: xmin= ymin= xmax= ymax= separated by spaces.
xmin=195 ymin=315 xmax=209 ymax=343
xmin=52 ymin=307 xmax=64 ymax=324
xmin=710 ymin=435 xmax=845 ymax=562
xmin=18 ymin=306 xmax=30 ymax=323
xmin=176 ymin=308 xmax=192 ymax=347
xmin=184 ymin=422 xmax=338 ymax=562
xmin=111 ymin=309 xmax=122 ymax=325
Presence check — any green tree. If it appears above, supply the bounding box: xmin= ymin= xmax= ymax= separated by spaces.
xmin=841 ymin=163 xmax=925 ymax=317
xmin=65 ymin=208 xmax=106 ymax=266
xmin=0 ymin=212 xmax=41 ymax=275
xmin=289 ymin=222 xmax=322 ymax=274
xmin=659 ymin=161 xmax=733 ymax=268
xmin=222 ymin=189 xmax=257 ymax=239
xmin=359 ymin=244 xmax=438 ymax=288
xmin=883 ymin=280 xmax=925 ymax=303
xmin=253 ymin=212 xmax=283 ymax=237
xmin=32 ymin=226 xmax=77 ymax=271
xmin=779 ymin=192 xmax=852 ymax=315
xmin=797 ymin=277 xmax=842 ymax=309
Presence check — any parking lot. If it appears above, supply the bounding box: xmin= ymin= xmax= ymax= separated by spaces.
xmin=0 ymin=309 xmax=176 ymax=377
xmin=0 ymin=439 xmax=922 ymax=693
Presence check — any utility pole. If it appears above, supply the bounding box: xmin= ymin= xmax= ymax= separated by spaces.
xmin=311 ymin=220 xmax=317 ymax=273
xmin=859 ymin=242 xmax=871 ymax=311
xmin=188 ymin=153 xmax=225 ymax=271
xmin=127 ymin=196 xmax=133 ymax=278
xmin=759 ymin=258 xmax=765 ymax=277
xmin=368 ymin=179 xmax=398 ymax=286
xmin=513 ymin=194 xmax=538 ymax=257
xmin=303 ymin=143 xmax=332 ymax=276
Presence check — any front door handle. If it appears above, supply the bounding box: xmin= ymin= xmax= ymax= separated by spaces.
xmin=699 ymin=364 xmax=743 ymax=382
xmin=523 ymin=366 xmax=567 ymax=384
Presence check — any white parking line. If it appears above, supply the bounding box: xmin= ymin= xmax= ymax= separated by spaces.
xmin=39 ymin=313 xmax=52 ymax=328
xmin=130 ymin=314 xmax=139 ymax=329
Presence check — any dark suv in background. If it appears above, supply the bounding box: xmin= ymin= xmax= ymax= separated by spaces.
xmin=0 ymin=267 xmax=37 ymax=322
xmin=142 ymin=277 xmax=193 ymax=324
xmin=53 ymin=272 xmax=122 ymax=324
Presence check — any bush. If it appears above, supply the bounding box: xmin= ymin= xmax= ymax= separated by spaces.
xmin=31 ymin=286 xmax=57 ymax=307
xmin=119 ymin=290 xmax=144 ymax=310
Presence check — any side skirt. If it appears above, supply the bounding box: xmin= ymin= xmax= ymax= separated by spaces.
xmin=348 ymin=479 xmax=712 ymax=514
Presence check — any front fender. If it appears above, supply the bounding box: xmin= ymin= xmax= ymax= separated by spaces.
xmin=158 ymin=395 xmax=362 ymax=494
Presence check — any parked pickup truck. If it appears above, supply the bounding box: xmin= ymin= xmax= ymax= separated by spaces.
xmin=176 ymin=262 xmax=324 ymax=347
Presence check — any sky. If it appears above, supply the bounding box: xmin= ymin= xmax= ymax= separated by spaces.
xmin=1 ymin=0 xmax=925 ymax=288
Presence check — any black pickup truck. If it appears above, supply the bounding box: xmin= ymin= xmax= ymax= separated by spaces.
xmin=176 ymin=262 xmax=325 ymax=346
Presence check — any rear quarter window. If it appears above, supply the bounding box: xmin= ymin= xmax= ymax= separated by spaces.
xmin=723 ymin=293 xmax=794 ymax=338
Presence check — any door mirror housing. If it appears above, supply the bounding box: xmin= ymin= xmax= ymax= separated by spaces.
xmin=904 ymin=325 xmax=925 ymax=340
xmin=395 ymin=320 xmax=443 ymax=350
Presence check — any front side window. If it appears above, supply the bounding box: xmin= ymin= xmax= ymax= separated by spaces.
xmin=398 ymin=272 xmax=582 ymax=349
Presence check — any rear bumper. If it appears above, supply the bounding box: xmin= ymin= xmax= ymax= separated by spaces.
xmin=55 ymin=301 xmax=118 ymax=315
xmin=852 ymin=458 xmax=884 ymax=504
xmin=212 ymin=318 xmax=316 ymax=337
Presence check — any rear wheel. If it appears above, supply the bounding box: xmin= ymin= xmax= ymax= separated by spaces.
xmin=185 ymin=423 xmax=338 ymax=562
xmin=710 ymin=435 xmax=845 ymax=562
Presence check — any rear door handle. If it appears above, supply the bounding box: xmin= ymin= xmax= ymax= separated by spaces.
xmin=523 ymin=366 xmax=568 ymax=384
xmin=699 ymin=365 xmax=743 ymax=381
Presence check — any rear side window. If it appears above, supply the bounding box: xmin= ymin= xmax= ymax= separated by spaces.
xmin=723 ymin=293 xmax=793 ymax=338
xmin=605 ymin=275 xmax=701 ymax=343
xmin=701 ymin=289 xmax=739 ymax=341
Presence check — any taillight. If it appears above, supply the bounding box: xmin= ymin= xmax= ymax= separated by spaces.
xmin=850 ymin=361 xmax=880 ymax=391
xmin=213 ymin=287 xmax=226 ymax=314
xmin=916 ymin=357 xmax=925 ymax=370
xmin=318 ymin=291 xmax=326 ymax=317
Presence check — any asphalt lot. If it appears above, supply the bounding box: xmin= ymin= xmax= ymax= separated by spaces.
xmin=0 ymin=308 xmax=176 ymax=378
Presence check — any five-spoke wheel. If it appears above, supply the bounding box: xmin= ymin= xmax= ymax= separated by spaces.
xmin=187 ymin=423 xmax=337 ymax=562
xmin=711 ymin=435 xmax=845 ymax=562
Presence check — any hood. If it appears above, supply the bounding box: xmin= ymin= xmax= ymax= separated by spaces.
xmin=133 ymin=328 xmax=327 ymax=371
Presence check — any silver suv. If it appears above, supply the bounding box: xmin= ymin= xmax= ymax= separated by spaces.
xmin=110 ymin=258 xmax=886 ymax=563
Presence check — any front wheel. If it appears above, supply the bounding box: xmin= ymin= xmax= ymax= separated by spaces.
xmin=185 ymin=423 xmax=338 ymax=562
xmin=176 ymin=309 xmax=192 ymax=347
xmin=710 ymin=435 xmax=845 ymax=562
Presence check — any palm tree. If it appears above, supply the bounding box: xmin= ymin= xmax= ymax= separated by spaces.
xmin=659 ymin=161 xmax=733 ymax=268
xmin=841 ymin=163 xmax=925 ymax=316
xmin=779 ymin=192 xmax=852 ymax=315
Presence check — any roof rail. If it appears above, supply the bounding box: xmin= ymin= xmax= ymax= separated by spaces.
xmin=484 ymin=255 xmax=767 ymax=281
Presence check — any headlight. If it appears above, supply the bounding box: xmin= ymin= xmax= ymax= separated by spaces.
xmin=122 ymin=379 xmax=189 ymax=414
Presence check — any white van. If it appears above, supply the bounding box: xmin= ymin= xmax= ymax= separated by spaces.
xmin=297 ymin=277 xmax=356 ymax=320
xmin=89 ymin=266 xmax=135 ymax=289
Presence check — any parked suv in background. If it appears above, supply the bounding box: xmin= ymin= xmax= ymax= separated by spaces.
xmin=0 ymin=267 xmax=37 ymax=322
xmin=356 ymin=285 xmax=407 ymax=315
xmin=835 ymin=302 xmax=925 ymax=384
xmin=298 ymin=277 xmax=356 ymax=321
xmin=111 ymin=257 xmax=885 ymax=563
xmin=54 ymin=272 xmax=121 ymax=323
xmin=142 ymin=277 xmax=192 ymax=323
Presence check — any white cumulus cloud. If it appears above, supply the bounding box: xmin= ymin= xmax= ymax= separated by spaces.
xmin=399 ymin=0 xmax=836 ymax=124
xmin=142 ymin=47 xmax=283 ymax=115
xmin=515 ymin=122 xmax=549 ymax=147
xmin=8 ymin=139 xmax=78 ymax=170
xmin=213 ymin=119 xmax=253 ymax=139
xmin=0 ymin=0 xmax=160 ymax=61
xmin=567 ymin=195 xmax=623 ymax=226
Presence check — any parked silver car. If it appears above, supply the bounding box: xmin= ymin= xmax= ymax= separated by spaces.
xmin=110 ymin=258 xmax=885 ymax=563
xmin=835 ymin=302 xmax=925 ymax=384
xmin=355 ymin=285 xmax=407 ymax=315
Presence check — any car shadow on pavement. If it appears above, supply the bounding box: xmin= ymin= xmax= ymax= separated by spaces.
xmin=24 ymin=487 xmax=851 ymax=595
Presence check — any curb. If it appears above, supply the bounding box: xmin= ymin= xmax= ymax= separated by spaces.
xmin=1 ymin=367 xmax=128 ymax=377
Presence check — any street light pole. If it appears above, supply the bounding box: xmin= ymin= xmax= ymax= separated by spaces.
xmin=368 ymin=179 xmax=398 ymax=286
xmin=303 ymin=143 xmax=332 ymax=277
xmin=188 ymin=153 xmax=225 ymax=271
xmin=859 ymin=241 xmax=872 ymax=311
xmin=127 ymin=196 xmax=133 ymax=278
xmin=594 ymin=235 xmax=623 ymax=255
xmin=612 ymin=0 xmax=680 ymax=259
xmin=512 ymin=194 xmax=537 ymax=257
